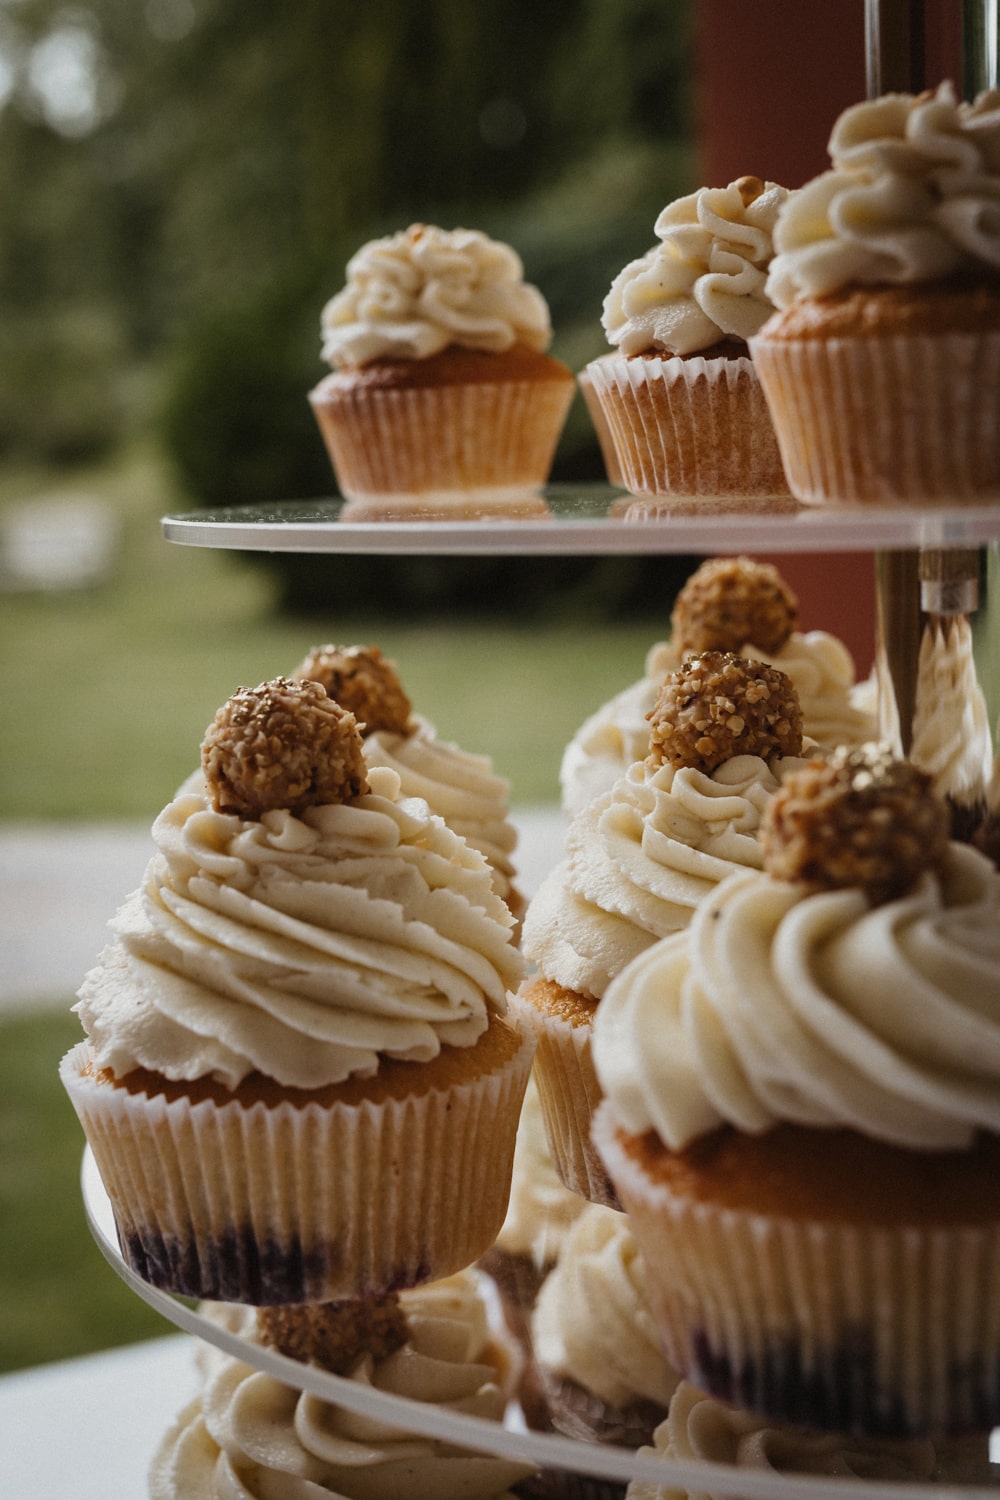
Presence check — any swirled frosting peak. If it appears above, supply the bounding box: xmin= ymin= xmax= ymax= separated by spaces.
xmin=526 ymin=749 xmax=802 ymax=1000
xmin=320 ymin=223 xmax=553 ymax=366
xmin=626 ymin=1381 xmax=968 ymax=1499
xmin=532 ymin=1203 xmax=680 ymax=1411
xmin=602 ymin=177 xmax=789 ymax=357
xmin=149 ymin=1269 xmax=535 ymax=1499
xmin=594 ymin=841 xmax=1000 ymax=1152
xmin=767 ymin=81 xmax=1000 ymax=308
xmin=75 ymin=766 xmax=524 ymax=1091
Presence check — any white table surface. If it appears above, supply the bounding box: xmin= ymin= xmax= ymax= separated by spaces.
xmin=0 ymin=1335 xmax=198 ymax=1499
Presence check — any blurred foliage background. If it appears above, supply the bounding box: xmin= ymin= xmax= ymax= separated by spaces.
xmin=0 ymin=0 xmax=696 ymax=609
xmin=0 ymin=0 xmax=699 ymax=1374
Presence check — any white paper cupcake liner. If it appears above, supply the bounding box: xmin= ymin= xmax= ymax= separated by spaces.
xmin=585 ymin=353 xmax=790 ymax=500
xmin=310 ymin=377 xmax=574 ymax=502
xmin=510 ymin=991 xmax=620 ymax=1211
xmin=594 ymin=1105 xmax=1000 ymax=1438
xmin=751 ymin=329 xmax=1000 ymax=506
xmin=61 ymin=1032 xmax=534 ymax=1305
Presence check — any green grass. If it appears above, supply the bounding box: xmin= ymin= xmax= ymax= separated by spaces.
xmin=0 ymin=443 xmax=667 ymax=818
xmin=0 ymin=1009 xmax=170 ymax=1372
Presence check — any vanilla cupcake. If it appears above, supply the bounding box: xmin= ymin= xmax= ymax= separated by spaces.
xmin=561 ymin=557 xmax=877 ymax=817
xmin=593 ymin=746 xmax=1000 ymax=1437
xmin=585 ymin=177 xmax=791 ymax=503
xmin=625 ymin=1381 xmax=996 ymax=1499
xmin=516 ymin=653 xmax=805 ymax=1206
xmin=531 ymin=1203 xmax=681 ymax=1448
xmin=293 ymin=642 xmax=524 ymax=920
xmin=150 ymin=1269 xmax=537 ymax=1499
xmin=753 ymin=82 xmax=1000 ymax=505
xmin=61 ymin=677 xmax=531 ymax=1305
xmin=309 ymin=223 xmax=574 ymax=517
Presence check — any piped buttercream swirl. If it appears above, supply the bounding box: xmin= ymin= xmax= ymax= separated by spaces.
xmin=767 ymin=81 xmax=1000 ymax=309
xmin=532 ymin=1203 xmax=680 ymax=1411
xmin=149 ymin=1270 xmax=533 ymax=1500
xmin=527 ymin=754 xmax=803 ymax=999
xmin=594 ymin=842 xmax=1000 ymax=1152
xmin=75 ymin=766 xmax=524 ymax=1091
xmin=624 ymin=1380 xmax=985 ymax=1499
xmin=321 ymin=223 xmax=552 ymax=366
xmin=602 ymin=179 xmax=788 ymax=357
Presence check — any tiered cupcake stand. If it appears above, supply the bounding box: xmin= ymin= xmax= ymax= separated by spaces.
xmin=77 ymin=485 xmax=1000 ymax=1498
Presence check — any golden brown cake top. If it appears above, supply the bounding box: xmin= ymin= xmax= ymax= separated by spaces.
xmin=758 ymin=278 xmax=1000 ymax=341
xmin=293 ymin=643 xmax=413 ymax=737
xmin=201 ymin=676 xmax=369 ymax=819
xmin=646 ymin=652 xmax=803 ymax=773
xmin=760 ymin=743 xmax=950 ymax=903
xmin=257 ymin=1295 xmax=409 ymax=1373
xmin=312 ymin=341 xmax=571 ymax=392
xmin=670 ymin=556 xmax=798 ymax=657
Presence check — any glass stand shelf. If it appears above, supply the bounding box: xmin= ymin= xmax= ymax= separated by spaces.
xmin=161 ymin=487 xmax=1000 ymax=557
xmin=82 ymin=1148 xmax=999 ymax=1498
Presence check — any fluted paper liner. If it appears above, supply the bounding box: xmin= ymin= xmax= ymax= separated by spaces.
xmin=585 ymin=353 xmax=789 ymax=500
xmin=510 ymin=991 xmax=620 ymax=1211
xmin=309 ymin=377 xmax=574 ymax=504
xmin=751 ymin=329 xmax=1000 ymax=506
xmin=594 ymin=1104 xmax=1000 ymax=1438
xmin=61 ymin=1032 xmax=534 ymax=1306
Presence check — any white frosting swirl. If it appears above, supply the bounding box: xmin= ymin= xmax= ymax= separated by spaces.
xmin=624 ymin=1380 xmax=975 ymax=1499
xmin=149 ymin=1271 xmax=533 ymax=1500
xmin=320 ymin=223 xmax=552 ymax=366
xmin=532 ymin=1203 xmax=681 ymax=1411
xmin=602 ymin=180 xmax=788 ymax=357
xmin=75 ymin=766 xmax=524 ymax=1091
xmin=526 ymin=754 xmax=801 ymax=999
xmin=492 ymin=1074 xmax=584 ymax=1264
xmin=767 ymin=81 xmax=1000 ymax=308
xmin=363 ymin=716 xmax=519 ymax=906
xmin=560 ymin=630 xmax=876 ymax=819
xmin=594 ymin=843 xmax=1000 ymax=1151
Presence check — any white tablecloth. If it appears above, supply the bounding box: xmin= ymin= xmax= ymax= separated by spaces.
xmin=0 ymin=1336 xmax=197 ymax=1498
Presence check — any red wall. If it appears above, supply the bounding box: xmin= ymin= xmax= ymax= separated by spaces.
xmin=691 ymin=2 xmax=963 ymax=675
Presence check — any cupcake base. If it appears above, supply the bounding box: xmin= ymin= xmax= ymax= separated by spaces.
xmin=751 ymin=325 xmax=1000 ymax=507
xmin=585 ymin=351 xmax=790 ymax=501
xmin=62 ymin=1016 xmax=534 ymax=1305
xmin=310 ymin=346 xmax=574 ymax=507
xmin=511 ymin=980 xmax=621 ymax=1211
xmin=594 ymin=1107 xmax=1000 ymax=1438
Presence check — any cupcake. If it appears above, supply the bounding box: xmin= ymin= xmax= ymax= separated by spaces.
xmin=593 ymin=745 xmax=1000 ymax=1437
xmin=477 ymin=1073 xmax=586 ymax=1428
xmin=308 ymin=223 xmax=574 ymax=518
xmin=584 ymin=177 xmax=792 ymax=503
xmin=752 ymin=82 xmax=1000 ymax=506
xmin=531 ymin=1202 xmax=681 ymax=1449
xmin=293 ymin=642 xmax=524 ymax=920
xmin=624 ymin=1380 xmax=996 ymax=1499
xmin=61 ymin=677 xmax=531 ymax=1305
xmin=561 ymin=557 xmax=878 ymax=817
xmin=516 ymin=653 xmax=806 ymax=1207
xmin=150 ymin=1268 xmax=538 ymax=1498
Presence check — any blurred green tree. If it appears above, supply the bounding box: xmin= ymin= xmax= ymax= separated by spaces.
xmin=0 ymin=0 xmax=694 ymax=610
